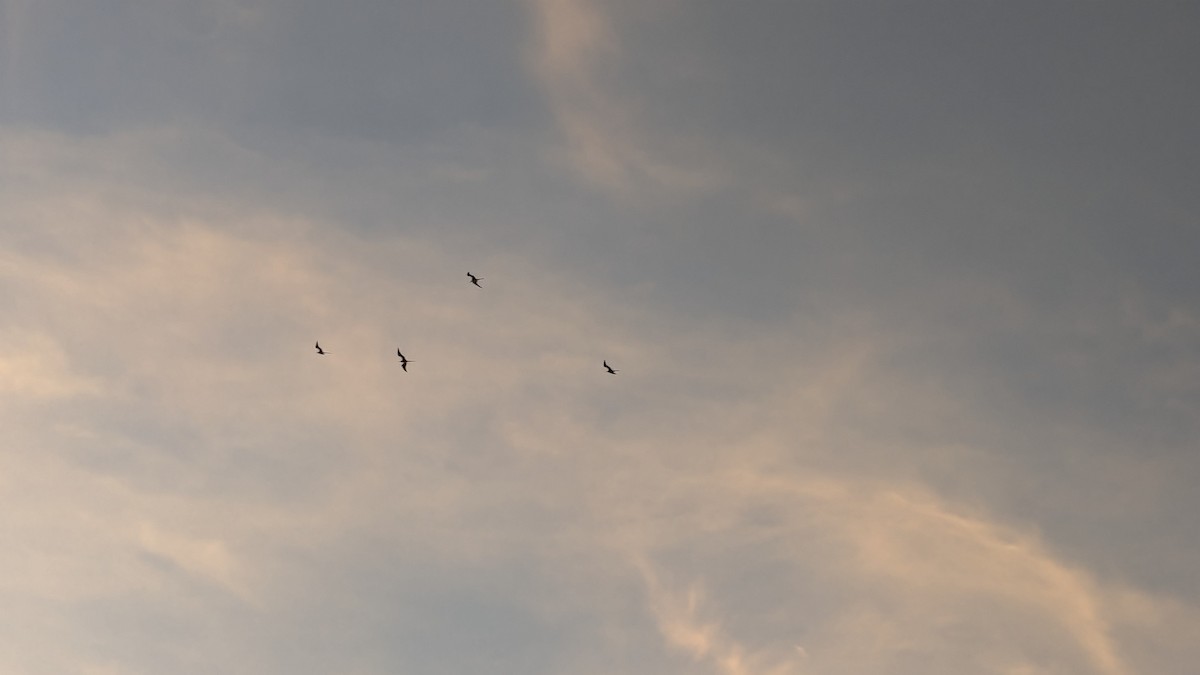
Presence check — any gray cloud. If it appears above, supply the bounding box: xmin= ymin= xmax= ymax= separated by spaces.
xmin=2 ymin=2 xmax=1199 ymax=673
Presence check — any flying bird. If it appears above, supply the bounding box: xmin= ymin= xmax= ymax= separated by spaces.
xmin=397 ymin=349 xmax=412 ymax=372
xmin=467 ymin=272 xmax=483 ymax=288
xmin=603 ymin=360 xmax=618 ymax=375
xmin=315 ymin=341 xmax=327 ymax=355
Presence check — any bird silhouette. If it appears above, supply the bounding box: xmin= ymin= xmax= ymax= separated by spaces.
xmin=315 ymin=341 xmax=327 ymax=355
xmin=467 ymin=272 xmax=483 ymax=288
xmin=397 ymin=349 xmax=413 ymax=372
xmin=603 ymin=360 xmax=618 ymax=374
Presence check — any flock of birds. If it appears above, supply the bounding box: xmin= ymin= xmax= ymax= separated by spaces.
xmin=313 ymin=272 xmax=619 ymax=375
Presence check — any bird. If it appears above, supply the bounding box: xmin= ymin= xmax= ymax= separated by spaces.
xmin=315 ymin=341 xmax=327 ymax=355
xmin=467 ymin=272 xmax=483 ymax=288
xmin=397 ymin=349 xmax=412 ymax=372
xmin=603 ymin=360 xmax=618 ymax=374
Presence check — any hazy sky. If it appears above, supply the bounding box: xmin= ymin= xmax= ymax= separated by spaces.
xmin=2 ymin=2 xmax=1199 ymax=673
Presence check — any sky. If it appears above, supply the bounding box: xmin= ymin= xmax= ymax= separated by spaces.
xmin=2 ymin=1 xmax=1199 ymax=673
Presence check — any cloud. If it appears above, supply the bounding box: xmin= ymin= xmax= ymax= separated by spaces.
xmin=0 ymin=330 xmax=101 ymax=400
xmin=617 ymin=464 xmax=1200 ymax=675
xmin=6 ymin=205 xmax=1199 ymax=672
xmin=640 ymin=561 xmax=805 ymax=675
xmin=3 ymin=102 xmax=1200 ymax=673
xmin=137 ymin=523 xmax=249 ymax=599
xmin=524 ymin=0 xmax=720 ymax=195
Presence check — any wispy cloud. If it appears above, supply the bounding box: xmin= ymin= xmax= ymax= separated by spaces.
xmin=524 ymin=0 xmax=720 ymax=195
xmin=5 ymin=153 xmax=1199 ymax=671
xmin=616 ymin=465 xmax=1200 ymax=675
xmin=639 ymin=560 xmax=805 ymax=675
xmin=3 ymin=5 xmax=1200 ymax=666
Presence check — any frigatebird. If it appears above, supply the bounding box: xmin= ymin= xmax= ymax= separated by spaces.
xmin=603 ymin=360 xmax=618 ymax=374
xmin=397 ymin=349 xmax=413 ymax=372
xmin=315 ymin=341 xmax=327 ymax=355
xmin=467 ymin=272 xmax=483 ymax=288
